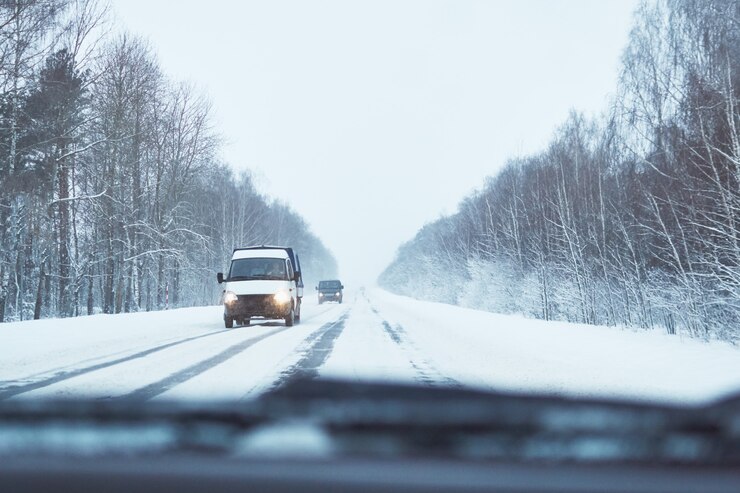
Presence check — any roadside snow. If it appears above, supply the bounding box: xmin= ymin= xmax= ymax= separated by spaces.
xmin=370 ymin=288 xmax=740 ymax=404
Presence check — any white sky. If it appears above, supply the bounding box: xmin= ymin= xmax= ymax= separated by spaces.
xmin=111 ymin=0 xmax=639 ymax=286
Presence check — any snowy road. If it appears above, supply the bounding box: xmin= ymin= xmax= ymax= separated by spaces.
xmin=2 ymin=288 xmax=740 ymax=404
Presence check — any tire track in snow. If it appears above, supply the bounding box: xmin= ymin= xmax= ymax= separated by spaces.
xmin=371 ymin=306 xmax=459 ymax=388
xmin=1 ymin=303 xmax=343 ymax=401
xmin=120 ymin=325 xmax=294 ymax=401
xmin=0 ymin=329 xmax=231 ymax=400
xmin=271 ymin=312 xmax=350 ymax=388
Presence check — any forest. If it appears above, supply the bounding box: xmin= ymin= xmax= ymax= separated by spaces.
xmin=0 ymin=0 xmax=337 ymax=321
xmin=381 ymin=0 xmax=740 ymax=341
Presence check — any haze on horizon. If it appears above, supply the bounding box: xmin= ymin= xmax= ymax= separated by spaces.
xmin=111 ymin=0 xmax=639 ymax=285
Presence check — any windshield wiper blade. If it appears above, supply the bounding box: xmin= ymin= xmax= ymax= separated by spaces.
xmin=227 ymin=275 xmax=275 ymax=281
xmin=226 ymin=274 xmax=286 ymax=281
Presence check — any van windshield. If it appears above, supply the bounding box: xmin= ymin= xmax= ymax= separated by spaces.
xmin=228 ymin=258 xmax=288 ymax=281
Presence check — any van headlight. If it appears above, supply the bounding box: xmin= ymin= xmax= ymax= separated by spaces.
xmin=274 ymin=290 xmax=291 ymax=304
xmin=335 ymin=292 xmax=340 ymax=296
xmin=224 ymin=291 xmax=238 ymax=304
xmin=319 ymin=292 xmax=324 ymax=297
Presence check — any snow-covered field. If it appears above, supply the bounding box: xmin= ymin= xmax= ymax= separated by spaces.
xmin=1 ymin=288 xmax=739 ymax=404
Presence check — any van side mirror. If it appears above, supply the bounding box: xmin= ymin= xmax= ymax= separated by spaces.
xmin=293 ymin=271 xmax=301 ymax=282
xmin=341 ymin=285 xmax=344 ymax=289
xmin=315 ymin=286 xmax=318 ymax=290
xmin=217 ymin=272 xmax=224 ymax=284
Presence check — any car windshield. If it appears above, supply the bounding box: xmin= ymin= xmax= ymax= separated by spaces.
xmin=229 ymin=258 xmax=288 ymax=280
xmin=319 ymin=281 xmax=341 ymax=289
xmin=1 ymin=0 xmax=739 ymax=470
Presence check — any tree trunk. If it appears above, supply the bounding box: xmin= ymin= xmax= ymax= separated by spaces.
xmin=58 ymin=154 xmax=71 ymax=317
xmin=87 ymin=268 xmax=94 ymax=316
xmin=34 ymin=261 xmax=45 ymax=320
xmin=0 ymin=264 xmax=6 ymax=323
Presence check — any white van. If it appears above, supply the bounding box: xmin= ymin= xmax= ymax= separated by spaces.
xmin=216 ymin=246 xmax=303 ymax=328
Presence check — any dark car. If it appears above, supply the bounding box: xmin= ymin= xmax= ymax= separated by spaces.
xmin=316 ymin=279 xmax=343 ymax=304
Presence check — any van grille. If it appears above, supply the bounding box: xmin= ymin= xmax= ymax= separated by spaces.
xmin=236 ymin=294 xmax=273 ymax=311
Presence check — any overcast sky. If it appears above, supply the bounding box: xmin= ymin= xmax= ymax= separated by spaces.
xmin=111 ymin=0 xmax=639 ymax=285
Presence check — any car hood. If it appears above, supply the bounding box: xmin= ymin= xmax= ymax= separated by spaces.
xmin=0 ymin=378 xmax=738 ymax=465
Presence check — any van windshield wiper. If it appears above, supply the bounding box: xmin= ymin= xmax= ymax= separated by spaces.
xmin=227 ymin=275 xmax=285 ymax=281
xmin=226 ymin=275 xmax=252 ymax=281
xmin=230 ymin=274 xmax=287 ymax=281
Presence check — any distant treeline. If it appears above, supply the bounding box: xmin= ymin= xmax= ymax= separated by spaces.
xmin=0 ymin=0 xmax=337 ymax=321
xmin=381 ymin=0 xmax=739 ymax=341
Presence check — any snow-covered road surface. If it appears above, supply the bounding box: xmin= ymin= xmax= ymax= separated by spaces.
xmin=1 ymin=288 xmax=739 ymax=404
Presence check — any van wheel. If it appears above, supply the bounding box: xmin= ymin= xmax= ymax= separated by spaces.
xmin=242 ymin=317 xmax=250 ymax=326
xmin=225 ymin=317 xmax=234 ymax=329
xmin=285 ymin=306 xmax=295 ymax=327
xmin=295 ymin=301 xmax=301 ymax=323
